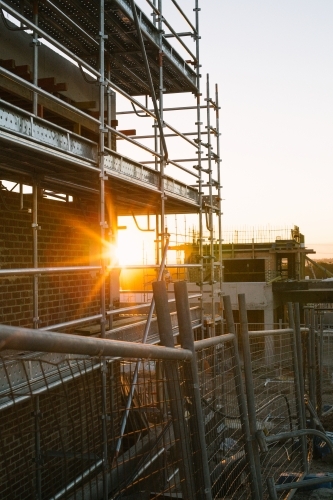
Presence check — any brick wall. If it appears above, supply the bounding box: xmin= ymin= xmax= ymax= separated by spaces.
xmin=0 ymin=359 xmax=121 ymax=500
xmin=0 ymin=190 xmax=110 ymax=328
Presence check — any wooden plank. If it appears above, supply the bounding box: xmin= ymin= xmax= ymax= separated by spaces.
xmin=0 ymin=59 xmax=16 ymax=69
xmin=13 ymin=65 xmax=31 ymax=80
xmin=74 ymin=101 xmax=97 ymax=110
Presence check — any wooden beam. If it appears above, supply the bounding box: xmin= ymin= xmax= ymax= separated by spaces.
xmin=74 ymin=101 xmax=97 ymax=110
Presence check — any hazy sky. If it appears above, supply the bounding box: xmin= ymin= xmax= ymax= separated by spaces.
xmin=130 ymin=1 xmax=333 ymax=259
xmin=195 ymin=0 xmax=333 ymax=258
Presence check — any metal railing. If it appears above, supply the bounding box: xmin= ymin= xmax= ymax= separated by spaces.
xmin=1 ymin=288 xmax=333 ymax=499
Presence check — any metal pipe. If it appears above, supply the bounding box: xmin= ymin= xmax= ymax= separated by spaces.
xmin=32 ymin=0 xmax=39 ymax=116
xmin=0 ymin=266 xmax=101 ymax=277
xmin=318 ymin=313 xmax=323 ymax=417
xmin=287 ymin=302 xmax=308 ymax=473
xmin=248 ymin=328 xmax=294 ymax=337
xmin=157 ymin=0 xmax=166 ymax=255
xmin=42 ymin=314 xmax=102 ymax=332
xmin=129 ymin=0 xmax=168 ymax=162
xmin=174 ymin=281 xmax=212 ymax=500
xmin=265 ymin=428 xmax=333 ymax=454
xmin=166 ymin=158 xmax=200 ymax=178
xmin=238 ymin=293 xmax=264 ymax=499
xmin=111 ymin=263 xmax=201 ymax=270
xmin=304 ymin=308 xmax=314 ymax=409
xmin=0 ymin=261 xmax=198 ymax=280
xmin=194 ymin=332 xmax=235 ymax=350
xmin=127 ymin=132 xmax=203 ymax=140
xmin=0 ymin=86 xmax=100 ymax=138
xmin=145 ymin=0 xmax=197 ymax=61
xmin=116 ymin=104 xmax=217 ymax=115
xmin=169 ymin=0 xmax=196 ymax=32
xmin=153 ymin=280 xmax=196 ymax=499
xmin=194 ymin=0 xmax=204 ymax=340
xmin=206 ymin=75 xmax=215 ymax=333
xmin=97 ymin=3 xmax=109 ymax=496
xmin=294 ymin=303 xmax=307 ymax=431
xmin=274 ymin=474 xmax=333 ymax=493
xmin=105 ymin=124 xmax=163 ymax=159
xmin=215 ymin=83 xmax=223 ymax=305
xmin=32 ymin=179 xmax=39 ymax=330
xmin=0 ymin=324 xmax=192 ymax=361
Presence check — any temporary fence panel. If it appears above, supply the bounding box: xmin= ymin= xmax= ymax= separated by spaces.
xmin=194 ymin=335 xmax=253 ymax=499
xmin=0 ymin=351 xmax=201 ymax=500
xmin=247 ymin=329 xmax=308 ymax=494
xmin=0 ymin=322 xmax=200 ymax=500
xmin=320 ymin=329 xmax=333 ymax=385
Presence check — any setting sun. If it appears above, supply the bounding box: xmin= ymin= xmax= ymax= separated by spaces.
xmin=115 ymin=217 xmax=156 ymax=267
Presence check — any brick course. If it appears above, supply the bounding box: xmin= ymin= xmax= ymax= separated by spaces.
xmin=0 ymin=191 xmax=110 ymax=329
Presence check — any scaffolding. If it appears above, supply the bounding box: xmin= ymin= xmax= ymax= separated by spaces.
xmin=0 ymin=0 xmax=222 ymax=335
xmin=0 ymin=3 xmax=221 ymax=497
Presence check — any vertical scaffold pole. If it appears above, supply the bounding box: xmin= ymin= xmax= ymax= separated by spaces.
xmin=206 ymin=75 xmax=215 ymax=333
xmin=158 ymin=0 xmax=165 ymax=257
xmin=32 ymin=175 xmax=41 ymax=497
xmin=215 ymin=84 xmax=223 ymax=311
xmin=194 ymin=0 xmax=204 ymax=339
xmin=32 ymin=0 xmax=39 ymax=116
xmin=98 ymin=1 xmax=109 ymax=498
xmin=32 ymin=179 xmax=39 ymax=331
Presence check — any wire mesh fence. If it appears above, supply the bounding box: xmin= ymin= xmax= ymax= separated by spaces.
xmin=321 ymin=329 xmax=333 ymax=384
xmin=0 ymin=350 xmax=205 ymax=500
xmin=2 ymin=291 xmax=332 ymax=499
xmin=195 ymin=337 xmax=252 ymax=499
xmin=246 ymin=329 xmax=307 ymax=497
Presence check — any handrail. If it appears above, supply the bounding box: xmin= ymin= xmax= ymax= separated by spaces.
xmin=0 ymin=68 xmax=100 ymax=126
xmin=0 ymin=266 xmax=101 ymax=277
xmin=194 ymin=332 xmax=234 ymax=351
xmin=0 ymin=324 xmax=192 ymax=361
xmin=169 ymin=0 xmax=196 ymax=33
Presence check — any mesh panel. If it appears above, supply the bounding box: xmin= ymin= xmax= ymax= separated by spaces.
xmin=0 ymin=354 xmax=201 ymax=499
xmin=196 ymin=339 xmax=251 ymax=499
xmin=248 ymin=330 xmax=307 ymax=498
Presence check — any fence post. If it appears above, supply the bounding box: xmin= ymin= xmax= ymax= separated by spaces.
xmin=152 ymin=280 xmax=196 ymax=499
xmin=223 ymin=295 xmax=261 ymax=500
xmin=305 ymin=309 xmax=317 ymax=414
xmin=174 ymin=281 xmax=212 ymax=500
xmin=238 ymin=293 xmax=264 ymax=499
xmin=288 ymin=303 xmax=308 ymax=473
xmin=318 ymin=313 xmax=323 ymax=417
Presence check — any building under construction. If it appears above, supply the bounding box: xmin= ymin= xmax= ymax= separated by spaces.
xmin=1 ymin=2 xmax=333 ymax=499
